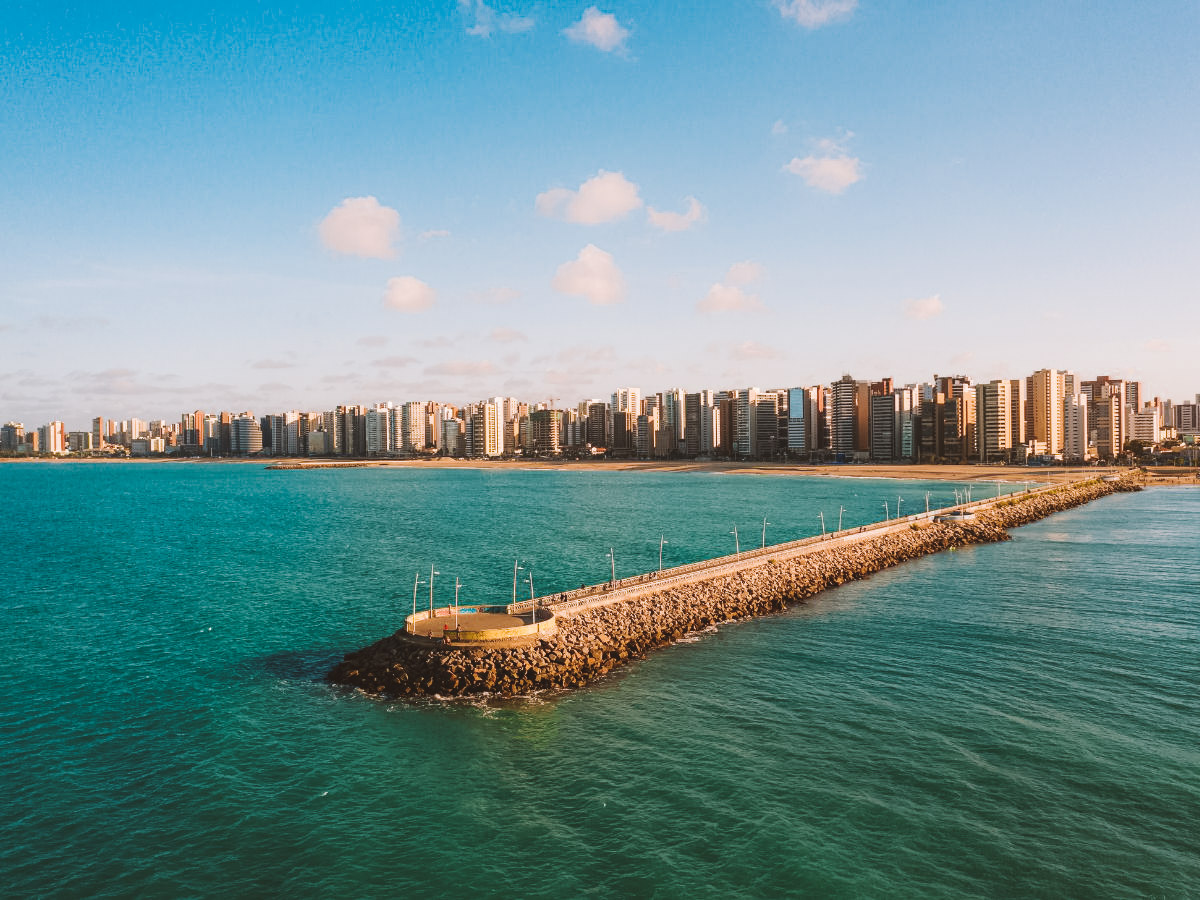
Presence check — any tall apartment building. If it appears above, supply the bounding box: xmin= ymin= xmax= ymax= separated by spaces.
xmin=755 ymin=391 xmax=781 ymax=459
xmin=529 ymin=409 xmax=562 ymax=455
xmin=1081 ymin=376 xmax=1127 ymax=457
xmin=830 ymin=375 xmax=858 ymax=459
xmin=1029 ymin=368 xmax=1068 ymax=456
xmin=1130 ymin=407 xmax=1161 ymax=444
xmin=1063 ymin=393 xmax=1088 ymax=461
xmin=975 ymin=380 xmax=1014 ymax=463
xmin=586 ymin=401 xmax=608 ymax=447
xmin=733 ymin=388 xmax=758 ymax=458
xmin=869 ymin=393 xmax=898 ymax=461
xmin=365 ymin=405 xmax=391 ymax=456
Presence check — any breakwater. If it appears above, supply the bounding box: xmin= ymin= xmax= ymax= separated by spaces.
xmin=328 ymin=476 xmax=1139 ymax=699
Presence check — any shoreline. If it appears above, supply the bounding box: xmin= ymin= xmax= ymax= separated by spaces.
xmin=6 ymin=454 xmax=1195 ymax=485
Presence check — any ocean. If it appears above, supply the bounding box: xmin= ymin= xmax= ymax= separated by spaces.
xmin=1 ymin=462 xmax=1196 ymax=897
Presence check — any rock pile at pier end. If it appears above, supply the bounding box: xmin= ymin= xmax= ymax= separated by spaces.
xmin=327 ymin=476 xmax=1135 ymax=699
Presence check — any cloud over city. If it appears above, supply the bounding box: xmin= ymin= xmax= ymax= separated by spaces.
xmin=382 ymin=276 xmax=436 ymax=312
xmin=318 ymin=196 xmax=402 ymax=259
xmin=458 ymin=0 xmax=534 ymax=36
xmin=903 ymin=294 xmax=944 ymax=320
xmin=784 ymin=137 xmax=863 ymax=194
xmin=564 ymin=7 xmax=630 ymax=53
xmin=552 ymin=244 xmax=626 ymax=305
xmin=536 ymin=171 xmax=643 ymax=224
xmin=774 ymin=0 xmax=858 ymax=29
xmin=647 ymin=196 xmax=707 ymax=232
xmin=698 ymin=261 xmax=766 ymax=313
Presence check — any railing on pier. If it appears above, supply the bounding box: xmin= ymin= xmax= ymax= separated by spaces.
xmin=508 ymin=478 xmax=1094 ymax=618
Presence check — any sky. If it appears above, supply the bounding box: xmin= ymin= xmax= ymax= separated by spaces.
xmin=2 ymin=0 xmax=1198 ymax=428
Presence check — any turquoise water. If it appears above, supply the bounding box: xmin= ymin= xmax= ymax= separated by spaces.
xmin=1 ymin=462 xmax=1197 ymax=898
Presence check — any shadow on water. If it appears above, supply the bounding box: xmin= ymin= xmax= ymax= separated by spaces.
xmin=242 ymin=647 xmax=347 ymax=682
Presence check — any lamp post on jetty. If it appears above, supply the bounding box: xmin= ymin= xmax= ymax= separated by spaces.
xmin=512 ymin=559 xmax=523 ymax=605
xmin=882 ymin=500 xmax=889 ymax=522
xmin=730 ymin=526 xmax=740 ymax=559
xmin=454 ymin=578 xmax=463 ymax=630
xmin=761 ymin=516 xmax=771 ymax=549
xmin=818 ymin=511 xmax=825 ymax=537
xmin=659 ymin=535 xmax=668 ymax=572
xmin=411 ymin=573 xmax=426 ymax=633
xmin=897 ymin=496 xmax=903 ymax=518
xmin=429 ymin=565 xmax=440 ymax=614
xmin=607 ymin=548 xmax=616 ymax=584
xmin=838 ymin=506 xmax=845 ymax=532
xmin=925 ymin=492 xmax=931 ymax=514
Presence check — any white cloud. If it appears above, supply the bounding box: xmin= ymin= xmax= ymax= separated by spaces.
xmin=784 ymin=143 xmax=863 ymax=194
xmin=564 ymin=7 xmax=630 ymax=52
xmin=418 ymin=229 xmax=450 ymax=241
xmin=774 ymin=0 xmax=857 ymax=29
xmin=319 ymin=196 xmax=401 ymax=258
xmin=536 ymin=170 xmax=643 ymax=224
xmin=903 ymin=294 xmax=944 ymax=320
xmin=1143 ymin=339 xmax=1172 ymax=353
xmin=726 ymin=260 xmax=765 ymax=286
xmin=698 ymin=261 xmax=766 ymax=313
xmin=458 ymin=0 xmax=535 ymax=36
xmin=382 ymin=276 xmax=436 ymax=312
xmin=772 ymin=119 xmax=789 ymax=136
xmin=647 ymin=196 xmax=706 ymax=232
xmin=252 ymin=359 xmax=294 ymax=370
xmin=552 ymin=244 xmax=626 ymax=305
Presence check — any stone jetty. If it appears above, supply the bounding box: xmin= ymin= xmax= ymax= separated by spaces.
xmin=327 ymin=476 xmax=1139 ymax=699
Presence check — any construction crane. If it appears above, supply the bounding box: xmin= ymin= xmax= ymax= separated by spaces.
xmin=545 ymin=397 xmax=560 ymax=410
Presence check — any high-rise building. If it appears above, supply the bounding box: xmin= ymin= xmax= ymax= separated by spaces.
xmin=755 ymin=391 xmax=781 ymax=459
xmin=1063 ymin=393 xmax=1088 ymax=461
xmin=586 ymin=402 xmax=608 ymax=447
xmin=401 ymin=401 xmax=425 ymax=452
xmin=869 ymin=394 xmax=899 ymax=461
xmin=230 ymin=414 xmax=263 ymax=455
xmin=1130 ymin=407 xmax=1161 ymax=444
xmin=976 ymin=380 xmax=1014 ymax=463
xmin=733 ymin=388 xmax=758 ymax=458
xmin=529 ymin=409 xmax=562 ymax=455
xmin=1 ymin=422 xmax=24 ymax=452
xmin=1029 ymin=368 xmax=1068 ymax=456
xmin=830 ymin=375 xmax=858 ymax=459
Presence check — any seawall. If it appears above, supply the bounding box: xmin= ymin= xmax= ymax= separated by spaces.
xmin=327 ymin=477 xmax=1139 ymax=699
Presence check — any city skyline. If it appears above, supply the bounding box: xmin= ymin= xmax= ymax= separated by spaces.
xmin=4 ymin=2 xmax=1199 ymax=426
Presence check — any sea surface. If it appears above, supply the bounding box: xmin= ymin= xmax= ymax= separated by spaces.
xmin=1 ymin=462 xmax=1197 ymax=898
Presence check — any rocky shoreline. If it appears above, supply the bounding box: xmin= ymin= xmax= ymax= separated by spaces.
xmin=327 ymin=477 xmax=1139 ymax=700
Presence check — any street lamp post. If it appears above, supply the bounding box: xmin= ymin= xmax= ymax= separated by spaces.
xmin=659 ymin=535 xmax=668 ymax=572
xmin=925 ymin=491 xmax=931 ymax=514
xmin=882 ymin=500 xmax=889 ymax=522
xmin=838 ymin=505 xmax=845 ymax=532
xmin=411 ymin=571 xmax=420 ymax=631
xmin=897 ymin=496 xmax=903 ymax=518
xmin=607 ymin=548 xmax=616 ymax=583
xmin=429 ymin=564 xmax=440 ymax=614
xmin=818 ymin=511 xmax=825 ymax=537
xmin=730 ymin=526 xmax=740 ymax=559
xmin=527 ymin=572 xmax=537 ymax=632
xmin=454 ymin=577 xmax=463 ymax=630
xmin=512 ymin=558 xmax=523 ymax=606
xmin=761 ymin=516 xmax=771 ymax=549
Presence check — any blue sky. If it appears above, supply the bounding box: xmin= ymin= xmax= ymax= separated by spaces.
xmin=3 ymin=1 xmax=1198 ymax=426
